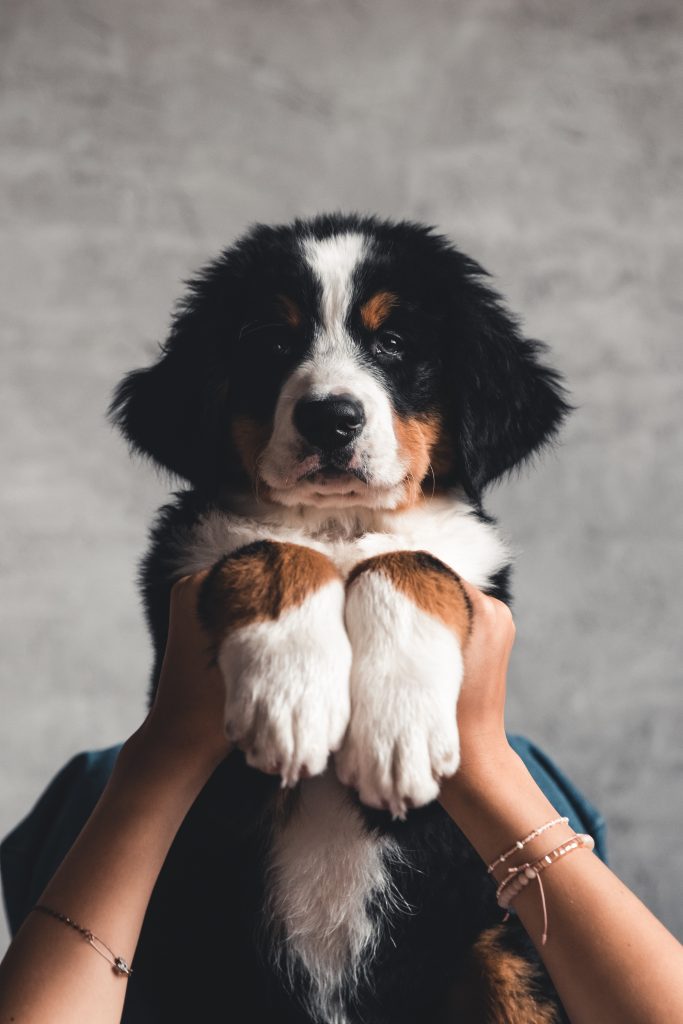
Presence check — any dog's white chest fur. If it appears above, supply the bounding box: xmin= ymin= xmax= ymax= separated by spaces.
xmin=268 ymin=773 xmax=403 ymax=1023
xmin=170 ymin=493 xmax=509 ymax=587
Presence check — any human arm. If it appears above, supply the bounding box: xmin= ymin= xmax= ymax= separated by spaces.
xmin=438 ymin=582 xmax=683 ymax=1024
xmin=0 ymin=573 xmax=230 ymax=1024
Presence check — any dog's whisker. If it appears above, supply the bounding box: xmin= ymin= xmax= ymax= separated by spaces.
xmin=426 ymin=461 xmax=436 ymax=499
xmin=253 ymin=449 xmax=270 ymax=501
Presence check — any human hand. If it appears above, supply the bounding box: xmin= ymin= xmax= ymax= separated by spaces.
xmin=447 ymin=579 xmax=517 ymax=783
xmin=119 ymin=573 xmax=231 ymax=789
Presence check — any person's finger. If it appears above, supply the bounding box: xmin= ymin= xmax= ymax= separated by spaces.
xmin=457 ymin=576 xmax=485 ymax=607
xmin=169 ymin=570 xmax=209 ymax=610
xmin=458 ymin=577 xmax=515 ymax=636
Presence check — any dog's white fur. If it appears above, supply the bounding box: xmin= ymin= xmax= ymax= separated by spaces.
xmin=304 ymin=232 xmax=367 ymax=330
xmin=172 ymin=497 xmax=509 ymax=587
xmin=217 ymin=583 xmax=352 ymax=786
xmin=338 ymin=571 xmax=464 ymax=816
xmin=268 ymin=772 xmax=406 ymax=1024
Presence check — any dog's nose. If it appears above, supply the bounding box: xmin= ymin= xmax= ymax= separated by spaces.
xmin=293 ymin=395 xmax=366 ymax=450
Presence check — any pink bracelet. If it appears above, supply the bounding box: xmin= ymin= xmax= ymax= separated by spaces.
xmin=487 ymin=815 xmax=569 ymax=875
xmin=495 ymin=832 xmax=595 ymax=945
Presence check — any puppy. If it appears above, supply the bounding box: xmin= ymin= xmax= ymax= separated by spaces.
xmin=111 ymin=214 xmax=570 ymax=1024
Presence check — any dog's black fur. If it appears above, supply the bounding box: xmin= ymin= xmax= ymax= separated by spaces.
xmin=111 ymin=214 xmax=570 ymax=1022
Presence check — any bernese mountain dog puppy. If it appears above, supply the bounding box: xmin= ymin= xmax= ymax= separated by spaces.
xmin=110 ymin=213 xmax=570 ymax=1024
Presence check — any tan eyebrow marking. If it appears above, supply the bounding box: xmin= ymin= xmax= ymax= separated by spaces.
xmin=359 ymin=290 xmax=398 ymax=331
xmin=277 ymin=294 xmax=302 ymax=328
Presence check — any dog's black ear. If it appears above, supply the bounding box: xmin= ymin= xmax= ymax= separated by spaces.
xmin=109 ymin=247 xmax=245 ymax=486
xmin=109 ymin=272 xmax=232 ymax=486
xmin=447 ymin=260 xmax=571 ymax=498
xmin=109 ymin=348 xmax=212 ymax=486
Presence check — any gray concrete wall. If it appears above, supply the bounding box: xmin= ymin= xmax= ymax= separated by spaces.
xmin=1 ymin=0 xmax=681 ymax=956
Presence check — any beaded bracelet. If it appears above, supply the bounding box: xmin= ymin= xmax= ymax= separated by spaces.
xmin=495 ymin=833 xmax=595 ymax=945
xmin=487 ymin=815 xmax=569 ymax=875
xmin=33 ymin=904 xmax=133 ymax=976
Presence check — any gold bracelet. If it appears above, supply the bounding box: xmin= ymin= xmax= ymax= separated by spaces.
xmin=33 ymin=904 xmax=133 ymax=976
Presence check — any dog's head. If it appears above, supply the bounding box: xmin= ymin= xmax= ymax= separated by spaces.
xmin=111 ymin=214 xmax=569 ymax=508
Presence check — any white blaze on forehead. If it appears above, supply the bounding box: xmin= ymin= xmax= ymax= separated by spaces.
xmin=257 ymin=229 xmax=405 ymax=503
xmin=300 ymin=231 xmax=371 ymax=397
xmin=303 ymin=232 xmax=368 ymax=332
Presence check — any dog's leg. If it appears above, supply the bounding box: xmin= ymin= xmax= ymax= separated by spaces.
xmin=198 ymin=539 xmax=351 ymax=787
xmin=435 ymin=924 xmax=563 ymax=1024
xmin=336 ymin=550 xmax=471 ymax=818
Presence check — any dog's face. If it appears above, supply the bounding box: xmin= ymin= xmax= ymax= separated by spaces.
xmin=111 ymin=214 xmax=569 ymax=507
xmin=232 ymin=229 xmax=449 ymax=510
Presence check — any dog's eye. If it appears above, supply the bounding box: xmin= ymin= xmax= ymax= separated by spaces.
xmin=373 ymin=333 xmax=405 ymax=360
xmin=239 ymin=322 xmax=294 ymax=359
xmin=271 ymin=339 xmax=291 ymax=357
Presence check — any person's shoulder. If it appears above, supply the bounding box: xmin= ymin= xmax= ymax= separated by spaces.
xmin=1 ymin=745 xmax=122 ymax=934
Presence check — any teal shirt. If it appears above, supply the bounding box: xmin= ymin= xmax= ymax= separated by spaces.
xmin=1 ymin=738 xmax=607 ymax=1022
xmin=1 ymin=735 xmax=606 ymax=941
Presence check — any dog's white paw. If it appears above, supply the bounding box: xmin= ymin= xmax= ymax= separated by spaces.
xmin=335 ymin=668 xmax=461 ymax=818
xmin=217 ymin=582 xmax=352 ymax=787
xmin=336 ymin=565 xmax=464 ymax=818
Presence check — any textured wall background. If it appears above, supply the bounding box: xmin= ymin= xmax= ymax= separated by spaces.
xmin=1 ymin=0 xmax=682 ymax=955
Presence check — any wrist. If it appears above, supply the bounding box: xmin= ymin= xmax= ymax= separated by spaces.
xmin=115 ymin=726 xmax=225 ymax=806
xmin=441 ymin=745 xmax=541 ymax=816
xmin=447 ymin=734 xmax=519 ymax=792
xmin=439 ymin=746 xmax=564 ymax=866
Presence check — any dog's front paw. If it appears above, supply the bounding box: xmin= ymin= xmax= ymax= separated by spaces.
xmin=221 ymin=613 xmax=351 ymax=786
xmin=335 ymin=662 xmax=461 ymax=818
xmin=336 ymin=552 xmax=470 ymax=818
xmin=200 ymin=542 xmax=352 ymax=787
